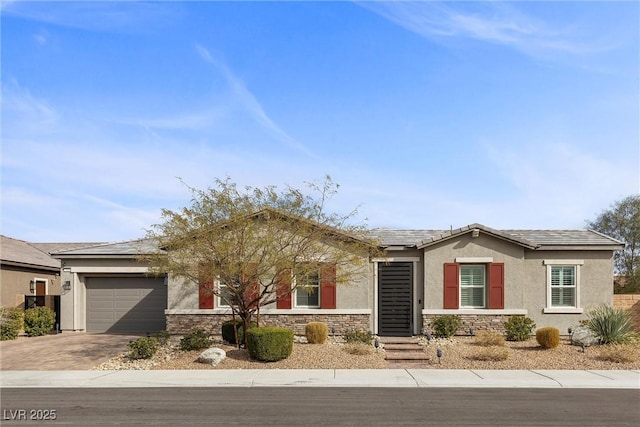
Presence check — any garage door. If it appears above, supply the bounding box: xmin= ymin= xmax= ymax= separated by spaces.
xmin=86 ymin=276 xmax=167 ymax=334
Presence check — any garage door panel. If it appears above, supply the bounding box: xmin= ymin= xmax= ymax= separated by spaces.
xmin=86 ymin=277 xmax=167 ymax=334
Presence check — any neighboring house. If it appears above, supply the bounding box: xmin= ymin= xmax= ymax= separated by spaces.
xmin=52 ymin=221 xmax=623 ymax=337
xmin=0 ymin=235 xmax=100 ymax=310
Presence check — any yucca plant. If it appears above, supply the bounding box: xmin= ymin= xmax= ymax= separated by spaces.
xmin=585 ymin=304 xmax=637 ymax=344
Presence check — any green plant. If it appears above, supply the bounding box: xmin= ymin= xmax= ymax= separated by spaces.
xmin=23 ymin=306 xmax=55 ymax=337
xmin=153 ymin=330 xmax=171 ymax=346
xmin=0 ymin=307 xmax=24 ymax=341
xmin=128 ymin=337 xmax=159 ymax=360
xmin=246 ymin=327 xmax=293 ymax=362
xmin=179 ymin=328 xmax=212 ymax=351
xmin=585 ymin=304 xmax=637 ymax=344
xmin=504 ymin=316 xmax=536 ymax=341
xmin=305 ymin=322 xmax=328 ymax=344
xmin=536 ymin=327 xmax=560 ymax=349
xmin=431 ymin=315 xmax=461 ymax=338
xmin=474 ymin=331 xmax=505 ymax=347
xmin=468 ymin=346 xmax=509 ymax=361
xmin=221 ymin=319 xmax=256 ymax=345
xmin=343 ymin=330 xmax=372 ymax=345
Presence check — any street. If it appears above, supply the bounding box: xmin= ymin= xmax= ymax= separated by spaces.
xmin=1 ymin=387 xmax=638 ymax=426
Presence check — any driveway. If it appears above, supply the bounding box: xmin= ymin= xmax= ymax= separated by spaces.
xmin=0 ymin=333 xmax=141 ymax=370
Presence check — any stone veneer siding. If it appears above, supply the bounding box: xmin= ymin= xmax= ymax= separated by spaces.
xmin=167 ymin=313 xmax=370 ymax=336
xmin=613 ymin=294 xmax=640 ymax=332
xmin=422 ymin=314 xmax=522 ymax=335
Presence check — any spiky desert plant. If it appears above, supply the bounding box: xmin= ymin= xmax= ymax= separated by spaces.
xmin=585 ymin=304 xmax=637 ymax=344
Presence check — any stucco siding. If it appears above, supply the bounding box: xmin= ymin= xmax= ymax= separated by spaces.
xmin=522 ymin=250 xmax=614 ymax=333
xmin=0 ymin=266 xmax=60 ymax=308
xmin=422 ymin=234 xmax=526 ymax=310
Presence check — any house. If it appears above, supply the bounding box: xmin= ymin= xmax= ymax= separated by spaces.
xmin=0 ymin=235 xmax=100 ymax=310
xmin=52 ymin=221 xmax=624 ymax=337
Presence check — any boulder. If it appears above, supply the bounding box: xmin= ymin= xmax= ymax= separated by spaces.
xmin=570 ymin=325 xmax=599 ymax=347
xmin=198 ymin=348 xmax=226 ymax=366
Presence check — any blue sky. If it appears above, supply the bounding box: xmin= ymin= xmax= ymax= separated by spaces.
xmin=1 ymin=1 xmax=638 ymax=242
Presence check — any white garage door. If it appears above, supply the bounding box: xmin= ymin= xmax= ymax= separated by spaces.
xmin=86 ymin=276 xmax=167 ymax=334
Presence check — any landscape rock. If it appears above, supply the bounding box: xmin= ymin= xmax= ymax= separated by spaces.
xmin=570 ymin=325 xmax=599 ymax=347
xmin=198 ymin=348 xmax=226 ymax=366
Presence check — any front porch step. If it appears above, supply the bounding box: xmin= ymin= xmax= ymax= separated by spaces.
xmin=383 ymin=343 xmax=424 ymax=351
xmin=384 ymin=351 xmax=429 ymax=361
xmin=378 ymin=336 xmax=419 ymax=344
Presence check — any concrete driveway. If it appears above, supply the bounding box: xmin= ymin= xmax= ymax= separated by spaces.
xmin=0 ymin=333 xmax=141 ymax=370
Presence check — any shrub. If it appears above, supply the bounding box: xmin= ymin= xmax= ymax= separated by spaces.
xmin=221 ymin=319 xmax=256 ymax=345
xmin=179 ymin=328 xmax=212 ymax=351
xmin=0 ymin=307 xmax=24 ymax=341
xmin=431 ymin=315 xmax=461 ymax=338
xmin=585 ymin=304 xmax=637 ymax=344
xmin=468 ymin=346 xmax=509 ymax=361
xmin=536 ymin=327 xmax=560 ymax=349
xmin=128 ymin=337 xmax=159 ymax=360
xmin=343 ymin=330 xmax=372 ymax=345
xmin=153 ymin=330 xmax=171 ymax=346
xmin=343 ymin=342 xmax=374 ymax=355
xmin=597 ymin=344 xmax=639 ymax=363
xmin=246 ymin=327 xmax=293 ymax=362
xmin=504 ymin=316 xmax=536 ymax=341
xmin=474 ymin=331 xmax=505 ymax=347
xmin=305 ymin=322 xmax=328 ymax=344
xmin=23 ymin=306 xmax=55 ymax=337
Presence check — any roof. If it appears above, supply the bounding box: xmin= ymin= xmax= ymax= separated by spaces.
xmin=52 ymin=238 xmax=164 ymax=258
xmin=370 ymin=223 xmax=624 ymax=251
xmin=0 ymin=236 xmax=99 ymax=270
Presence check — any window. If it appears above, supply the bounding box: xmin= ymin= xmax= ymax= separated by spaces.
xmin=544 ymin=260 xmax=583 ymax=313
xmin=294 ymin=270 xmax=320 ymax=308
xmin=217 ymin=278 xmax=240 ymax=308
xmin=551 ymin=266 xmax=575 ymax=307
xmin=460 ymin=265 xmax=485 ymax=308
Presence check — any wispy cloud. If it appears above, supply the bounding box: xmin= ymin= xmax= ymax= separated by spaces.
xmin=195 ymin=43 xmax=314 ymax=157
xmin=1 ymin=1 xmax=181 ymax=34
xmin=359 ymin=2 xmax=610 ymax=60
xmin=1 ymin=79 xmax=58 ymax=132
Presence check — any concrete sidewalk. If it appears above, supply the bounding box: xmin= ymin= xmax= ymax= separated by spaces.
xmin=2 ymin=369 xmax=639 ymax=389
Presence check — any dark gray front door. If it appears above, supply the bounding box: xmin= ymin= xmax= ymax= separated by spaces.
xmin=378 ymin=262 xmax=413 ymax=336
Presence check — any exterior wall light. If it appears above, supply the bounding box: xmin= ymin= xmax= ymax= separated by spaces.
xmin=62 ymin=281 xmax=72 ymax=291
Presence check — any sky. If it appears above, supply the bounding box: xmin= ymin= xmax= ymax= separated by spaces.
xmin=1 ymin=1 xmax=639 ymax=243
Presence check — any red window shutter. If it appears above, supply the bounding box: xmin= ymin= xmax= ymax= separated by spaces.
xmin=320 ymin=263 xmax=337 ymax=309
xmin=199 ymin=280 xmax=214 ymax=309
xmin=276 ymin=268 xmax=292 ymax=309
xmin=443 ymin=263 xmax=459 ymax=309
xmin=243 ymin=264 xmax=260 ymax=309
xmin=488 ymin=262 xmax=505 ymax=309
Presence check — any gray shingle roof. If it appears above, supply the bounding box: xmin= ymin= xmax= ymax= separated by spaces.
xmin=1 ymin=236 xmax=61 ymax=269
xmin=52 ymin=238 xmax=164 ymax=257
xmin=370 ymin=224 xmax=623 ymax=249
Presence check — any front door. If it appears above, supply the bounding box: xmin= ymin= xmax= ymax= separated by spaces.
xmin=377 ymin=262 xmax=413 ymax=336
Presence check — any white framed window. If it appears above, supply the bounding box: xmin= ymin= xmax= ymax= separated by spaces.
xmin=216 ymin=279 xmax=239 ymax=308
xmin=544 ymin=260 xmax=583 ymax=313
xmin=294 ymin=270 xmax=320 ymax=308
xmin=460 ymin=265 xmax=485 ymax=308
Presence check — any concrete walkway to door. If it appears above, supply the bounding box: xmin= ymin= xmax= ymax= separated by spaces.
xmin=0 ymin=333 xmax=141 ymax=370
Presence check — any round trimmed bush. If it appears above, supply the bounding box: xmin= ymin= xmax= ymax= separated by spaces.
xmin=1 ymin=307 xmax=24 ymax=341
xmin=180 ymin=328 xmax=212 ymax=351
xmin=305 ymin=322 xmax=328 ymax=344
xmin=246 ymin=327 xmax=293 ymax=362
xmin=536 ymin=327 xmax=560 ymax=349
xmin=24 ymin=306 xmax=55 ymax=337
xmin=504 ymin=316 xmax=536 ymax=341
xmin=431 ymin=315 xmax=461 ymax=338
xmin=128 ymin=337 xmax=159 ymax=359
xmin=221 ymin=319 xmax=256 ymax=345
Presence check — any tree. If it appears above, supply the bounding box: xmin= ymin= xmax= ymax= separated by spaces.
xmin=587 ymin=195 xmax=640 ymax=293
xmin=142 ymin=176 xmax=383 ymax=346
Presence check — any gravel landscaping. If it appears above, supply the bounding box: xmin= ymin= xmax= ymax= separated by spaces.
xmin=93 ymin=336 xmax=640 ymax=371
